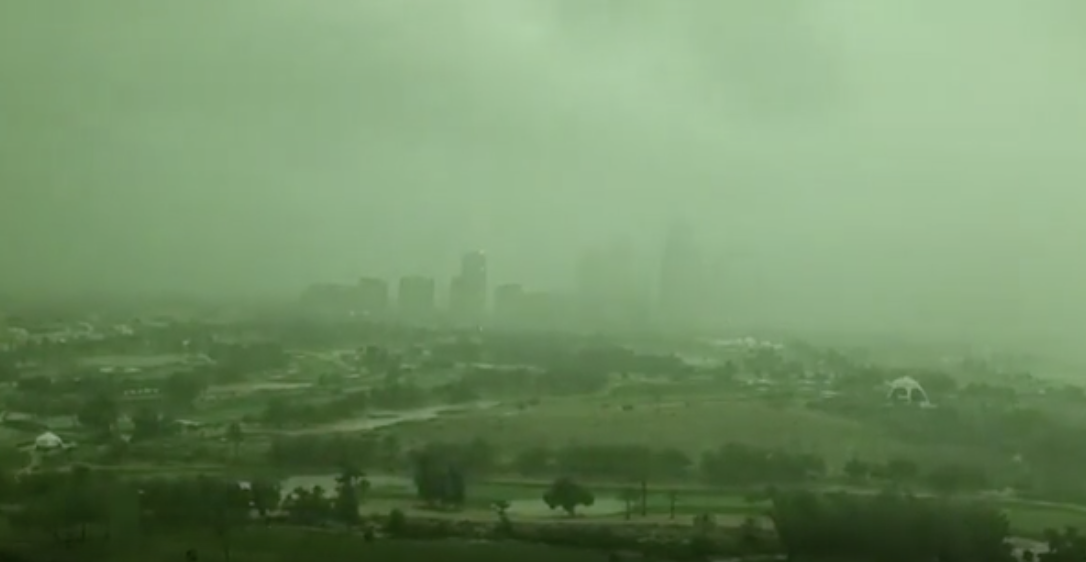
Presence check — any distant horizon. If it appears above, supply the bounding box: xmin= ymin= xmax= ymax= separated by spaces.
xmin=2 ymin=287 xmax=1081 ymax=366
xmin=3 ymin=2 xmax=1082 ymax=350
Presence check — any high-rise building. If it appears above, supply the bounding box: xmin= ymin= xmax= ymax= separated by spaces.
xmin=0 ymin=311 xmax=8 ymax=351
xmin=450 ymin=250 xmax=488 ymax=323
xmin=357 ymin=277 xmax=390 ymax=316
xmin=493 ymin=283 xmax=525 ymax=325
xmin=658 ymin=222 xmax=705 ymax=328
xmin=520 ymin=290 xmax=575 ymax=331
xmin=397 ymin=276 xmax=436 ymax=320
xmin=300 ymin=283 xmax=356 ymax=315
xmin=576 ymin=241 xmax=648 ymax=331
xmin=448 ymin=276 xmax=467 ymax=317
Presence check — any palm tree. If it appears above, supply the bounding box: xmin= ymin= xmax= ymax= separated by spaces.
xmin=335 ymin=463 xmax=370 ymax=499
xmin=225 ymin=422 xmax=243 ymax=461
xmin=620 ymin=488 xmax=638 ymax=520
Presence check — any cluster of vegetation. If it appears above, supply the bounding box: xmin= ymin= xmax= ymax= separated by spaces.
xmin=813 ymin=379 xmax=1086 ymax=502
xmin=512 ymin=443 xmax=691 ymax=481
xmin=267 ymin=433 xmax=404 ymax=470
xmin=769 ymin=489 xmax=1017 ymax=562
xmin=700 ymin=443 xmax=825 ymax=485
xmin=0 ymin=464 xmax=365 ymax=560
xmin=842 ymin=456 xmax=990 ymax=493
xmin=9 ymin=463 xmax=1086 ymax=562
xmin=265 ymin=435 xmax=997 ymax=501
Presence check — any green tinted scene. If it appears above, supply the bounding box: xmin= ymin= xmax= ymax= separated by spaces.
xmin=1 ymin=2 xmax=1084 ymax=561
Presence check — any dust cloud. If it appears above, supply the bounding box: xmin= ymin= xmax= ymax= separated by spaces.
xmin=1 ymin=1 xmax=1084 ymax=349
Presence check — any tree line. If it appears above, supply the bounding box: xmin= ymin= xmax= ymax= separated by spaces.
xmin=6 ymin=465 xmax=1086 ymax=562
xmin=263 ymin=435 xmax=992 ymax=496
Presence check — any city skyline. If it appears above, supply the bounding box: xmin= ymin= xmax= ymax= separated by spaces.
xmin=297 ymin=224 xmax=713 ymax=331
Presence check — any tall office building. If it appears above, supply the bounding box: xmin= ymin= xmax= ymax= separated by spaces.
xmin=397 ymin=276 xmax=436 ymax=320
xmin=658 ymin=222 xmax=705 ymax=328
xmin=449 ymin=250 xmax=488 ymax=323
xmin=357 ymin=277 xmax=390 ymax=316
xmin=300 ymin=283 xmax=356 ymax=315
xmin=576 ymin=241 xmax=648 ymax=330
xmin=493 ymin=283 xmax=525 ymax=325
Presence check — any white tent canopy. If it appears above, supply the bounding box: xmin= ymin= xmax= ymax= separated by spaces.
xmin=887 ymin=376 xmax=932 ymax=405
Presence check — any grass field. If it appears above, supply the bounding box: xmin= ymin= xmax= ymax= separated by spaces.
xmin=384 ymin=394 xmax=993 ymax=468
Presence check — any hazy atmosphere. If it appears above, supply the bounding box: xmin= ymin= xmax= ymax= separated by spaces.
xmin=6 ymin=6 xmax=1086 ymax=560
xmin=2 ymin=1 xmax=1084 ymax=339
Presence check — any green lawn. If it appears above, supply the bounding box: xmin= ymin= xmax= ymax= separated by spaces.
xmin=384 ymin=394 xmax=993 ymax=469
xmin=1004 ymin=503 xmax=1086 ymax=539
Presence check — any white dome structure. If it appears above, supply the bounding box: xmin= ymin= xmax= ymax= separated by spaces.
xmin=34 ymin=432 xmax=63 ymax=450
xmin=33 ymin=432 xmax=74 ymax=452
xmin=886 ymin=376 xmax=932 ymax=406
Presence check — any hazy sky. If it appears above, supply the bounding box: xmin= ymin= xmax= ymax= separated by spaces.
xmin=1 ymin=1 xmax=1084 ymax=337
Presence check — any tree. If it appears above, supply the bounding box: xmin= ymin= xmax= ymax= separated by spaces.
xmin=225 ymin=422 xmax=244 ymax=461
xmin=882 ymin=458 xmax=919 ymax=485
xmin=543 ymin=477 xmax=594 ymax=517
xmin=248 ymin=479 xmax=281 ymax=525
xmin=739 ymin=516 xmax=762 ymax=552
xmin=768 ymin=489 xmax=1014 ymax=562
xmin=283 ymin=486 xmax=332 ymax=525
xmin=843 ymin=458 xmax=870 ymax=482
xmin=260 ymin=398 xmax=287 ymax=427
xmin=384 ymin=508 xmax=407 ymax=536
xmin=9 ymin=466 xmax=109 ymax=546
xmin=443 ymin=467 xmax=466 ymax=508
xmin=77 ymin=393 xmax=118 ymax=435
xmin=463 ymin=437 xmax=496 ymax=474
xmin=653 ymin=447 xmax=693 ymax=479
xmin=16 ymin=375 xmax=52 ymax=395
xmin=492 ymin=500 xmax=513 ymax=536
xmin=619 ymin=488 xmax=638 ymax=520
xmin=0 ymin=352 xmax=19 ymax=382
xmin=199 ymin=479 xmax=250 ymax=562
xmin=513 ymin=446 xmax=552 ymax=476
xmin=161 ymin=371 xmax=207 ymax=411
xmin=104 ymin=481 xmax=142 ymax=548
xmin=1042 ymin=527 xmax=1086 ymax=562
xmin=640 ymin=477 xmax=648 ymax=516
xmin=411 ymin=449 xmax=467 ymax=509
xmin=378 ymin=433 xmax=401 ymax=469
xmin=60 ymin=464 xmax=103 ymax=542
xmin=925 ymin=464 xmax=987 ymax=496
xmin=333 ymin=464 xmax=369 ymax=526
xmin=130 ymin=408 xmax=164 ymax=442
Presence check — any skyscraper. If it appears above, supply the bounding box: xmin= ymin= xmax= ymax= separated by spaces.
xmin=397 ymin=276 xmax=436 ymax=321
xmin=357 ymin=277 xmax=390 ymax=316
xmin=658 ymin=222 xmax=705 ymax=329
xmin=449 ymin=250 xmax=488 ymax=323
xmin=576 ymin=240 xmax=649 ymax=331
xmin=493 ymin=283 xmax=525 ymax=325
